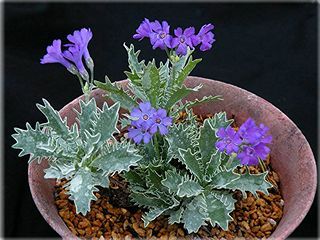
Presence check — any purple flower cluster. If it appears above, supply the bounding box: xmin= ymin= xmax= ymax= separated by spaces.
xmin=133 ymin=18 xmax=215 ymax=56
xmin=128 ymin=102 xmax=172 ymax=144
xmin=41 ymin=28 xmax=93 ymax=79
xmin=215 ymin=118 xmax=272 ymax=166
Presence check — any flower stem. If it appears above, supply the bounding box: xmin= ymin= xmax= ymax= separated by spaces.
xmin=226 ymin=153 xmax=237 ymax=168
xmin=153 ymin=134 xmax=161 ymax=160
xmin=259 ymin=158 xmax=267 ymax=172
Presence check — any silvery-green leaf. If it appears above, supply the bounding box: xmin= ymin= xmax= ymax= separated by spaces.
xmin=124 ymin=43 xmax=145 ymax=76
xmin=130 ymin=191 xmax=170 ymax=209
xmin=174 ymin=56 xmax=202 ymax=87
xmin=224 ymin=171 xmax=272 ymax=198
xmin=209 ymin=112 xmax=233 ymax=129
xmin=177 ymin=148 xmax=203 ymax=181
xmin=204 ymin=152 xmax=223 ymax=181
xmin=94 ymin=78 xmax=137 ymax=111
xmin=203 ymin=191 xmax=234 ymax=230
xmin=176 ymin=179 xmax=203 ymax=198
xmin=198 ymin=118 xmax=219 ymax=171
xmin=91 ymin=101 xmax=120 ymax=148
xmin=168 ymin=207 xmax=184 ymax=224
xmin=65 ymin=168 xmax=108 ymax=215
xmin=161 ymin=169 xmax=183 ymax=194
xmin=181 ymin=195 xmax=207 ymax=233
xmin=141 ymin=61 xmax=161 ymax=107
xmin=12 ymin=122 xmax=54 ymax=163
xmin=210 ymin=167 xmax=240 ymax=189
xmin=164 ymin=85 xmax=201 ymax=111
xmin=90 ymin=142 xmax=142 ymax=176
xmin=165 ymin=123 xmax=198 ymax=160
xmin=44 ymin=161 xmax=75 ymax=179
xmin=74 ymin=98 xmax=98 ymax=138
xmin=36 ymin=99 xmax=69 ymax=138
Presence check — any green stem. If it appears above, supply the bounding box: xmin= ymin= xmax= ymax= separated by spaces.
xmin=226 ymin=153 xmax=237 ymax=168
xmin=259 ymin=158 xmax=267 ymax=172
xmin=153 ymin=134 xmax=161 ymax=160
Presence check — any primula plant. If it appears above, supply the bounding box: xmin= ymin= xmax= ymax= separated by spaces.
xmin=12 ymin=19 xmax=273 ymax=234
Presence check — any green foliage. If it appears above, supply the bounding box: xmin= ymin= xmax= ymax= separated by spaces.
xmin=94 ymin=76 xmax=137 ymax=111
xmin=12 ymin=98 xmax=142 ymax=215
xmin=125 ymin=110 xmax=272 ymax=233
xmin=95 ymin=44 xmax=221 ymax=115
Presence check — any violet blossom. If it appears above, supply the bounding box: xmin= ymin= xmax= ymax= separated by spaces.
xmin=215 ymin=118 xmax=272 ymax=166
xmin=238 ymin=144 xmax=270 ymax=166
xmin=133 ymin=18 xmax=153 ymax=41
xmin=40 ymin=39 xmax=76 ymax=73
xmin=171 ymin=27 xmax=195 ymax=56
xmin=149 ymin=109 xmax=172 ymax=135
xmin=149 ymin=20 xmax=172 ymax=50
xmin=130 ymin=102 xmax=156 ymax=128
xmin=128 ymin=122 xmax=152 ymax=144
xmin=215 ymin=126 xmax=242 ymax=155
xmin=192 ymin=24 xmax=215 ymax=51
xmin=128 ymin=102 xmax=172 ymax=144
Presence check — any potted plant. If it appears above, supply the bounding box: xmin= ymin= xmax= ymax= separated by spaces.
xmin=12 ymin=19 xmax=316 ymax=239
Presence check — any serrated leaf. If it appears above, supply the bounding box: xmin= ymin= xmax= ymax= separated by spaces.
xmin=181 ymin=195 xmax=207 ymax=233
xmin=130 ymin=191 xmax=170 ymax=209
xmin=209 ymin=112 xmax=233 ymax=129
xmin=203 ymin=191 xmax=234 ymax=230
xmin=127 ymin=82 xmax=148 ymax=102
xmin=36 ymin=99 xmax=69 ymax=138
xmin=204 ymin=151 xmax=223 ymax=181
xmin=165 ymin=123 xmax=198 ymax=160
xmin=175 ymin=57 xmax=202 ymax=87
xmin=124 ymin=43 xmax=145 ymax=77
xmin=94 ymin=78 xmax=137 ymax=111
xmin=198 ymin=118 xmax=219 ymax=170
xmin=168 ymin=207 xmax=184 ymax=224
xmin=177 ymin=179 xmax=203 ymax=198
xmin=142 ymin=197 xmax=179 ymax=227
xmin=91 ymin=101 xmax=120 ymax=149
xmin=143 ymin=208 xmax=168 ymax=227
xmin=224 ymin=171 xmax=273 ymax=198
xmin=177 ymin=148 xmax=203 ymax=181
xmin=65 ymin=168 xmax=109 ymax=215
xmin=90 ymin=142 xmax=142 ymax=176
xmin=44 ymin=159 xmax=76 ymax=179
xmin=75 ymin=98 xmax=98 ymax=139
xmin=219 ymin=153 xmax=241 ymax=170
xmin=164 ymin=85 xmax=201 ymax=111
xmin=210 ymin=167 xmax=240 ymax=189
xmin=12 ymin=122 xmax=53 ymax=163
xmin=161 ymin=169 xmax=183 ymax=194
xmin=141 ymin=62 xmax=161 ymax=107
xmin=176 ymin=95 xmax=223 ymax=113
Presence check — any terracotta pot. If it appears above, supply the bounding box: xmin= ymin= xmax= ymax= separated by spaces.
xmin=28 ymin=76 xmax=317 ymax=239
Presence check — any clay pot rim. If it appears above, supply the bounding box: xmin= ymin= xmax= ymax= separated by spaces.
xmin=28 ymin=76 xmax=317 ymax=239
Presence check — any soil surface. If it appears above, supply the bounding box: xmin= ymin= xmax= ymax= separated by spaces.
xmin=54 ymin=113 xmax=284 ymax=239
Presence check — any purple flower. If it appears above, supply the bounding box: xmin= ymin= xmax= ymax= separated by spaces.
xmin=66 ymin=28 xmax=93 ymax=61
xmin=171 ymin=27 xmax=195 ymax=56
xmin=63 ymin=45 xmax=88 ymax=79
xmin=149 ymin=109 xmax=172 ymax=135
xmin=258 ymin=124 xmax=273 ymax=144
xmin=128 ymin=122 xmax=152 ymax=144
xmin=192 ymin=24 xmax=215 ymax=51
xmin=215 ymin=126 xmax=242 ymax=155
xmin=238 ymin=144 xmax=270 ymax=166
xmin=40 ymin=39 xmax=74 ymax=70
xmin=133 ymin=18 xmax=153 ymax=41
xmin=149 ymin=20 xmax=172 ymax=50
xmin=237 ymin=118 xmax=261 ymax=145
xmin=130 ymin=102 xmax=156 ymax=128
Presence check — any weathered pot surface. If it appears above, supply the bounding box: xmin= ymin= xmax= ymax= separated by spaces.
xmin=28 ymin=76 xmax=317 ymax=239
